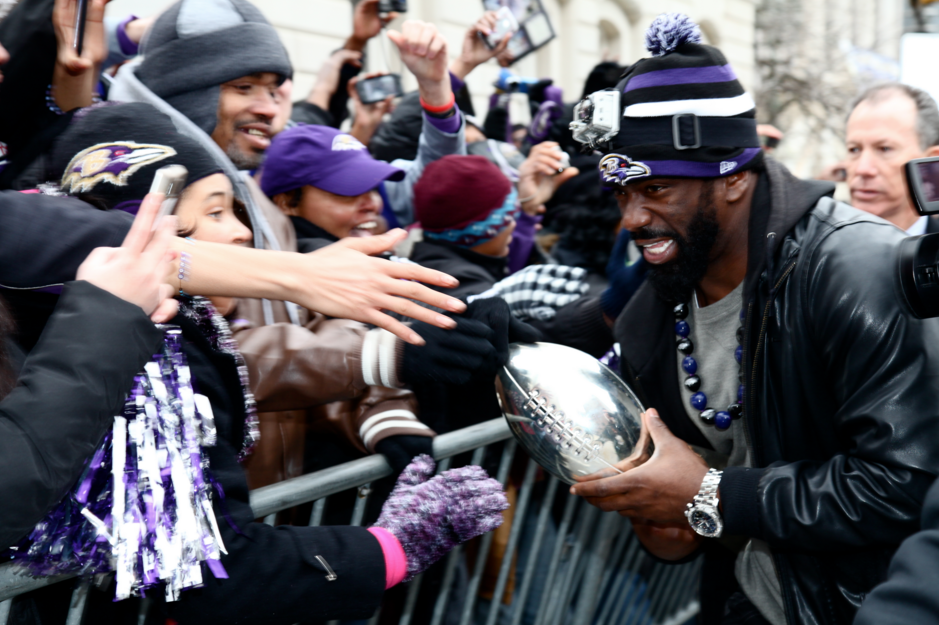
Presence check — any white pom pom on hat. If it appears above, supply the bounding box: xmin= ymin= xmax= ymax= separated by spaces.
xmin=644 ymin=12 xmax=703 ymax=57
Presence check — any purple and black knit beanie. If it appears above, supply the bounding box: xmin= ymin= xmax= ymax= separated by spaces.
xmin=598 ymin=13 xmax=761 ymax=186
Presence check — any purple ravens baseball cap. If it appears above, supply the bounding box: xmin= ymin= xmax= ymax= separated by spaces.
xmin=260 ymin=125 xmax=405 ymax=198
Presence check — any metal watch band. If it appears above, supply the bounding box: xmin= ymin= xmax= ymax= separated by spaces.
xmin=693 ymin=468 xmax=722 ymax=509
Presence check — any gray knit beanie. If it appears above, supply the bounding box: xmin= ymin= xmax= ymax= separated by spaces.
xmin=135 ymin=0 xmax=292 ymax=135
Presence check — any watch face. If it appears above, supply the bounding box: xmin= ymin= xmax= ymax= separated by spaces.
xmin=688 ymin=505 xmax=723 ymax=537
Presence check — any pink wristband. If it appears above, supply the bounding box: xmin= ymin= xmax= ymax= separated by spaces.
xmin=368 ymin=526 xmax=407 ymax=589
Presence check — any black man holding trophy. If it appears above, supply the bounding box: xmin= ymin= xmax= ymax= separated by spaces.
xmin=557 ymin=12 xmax=939 ymax=625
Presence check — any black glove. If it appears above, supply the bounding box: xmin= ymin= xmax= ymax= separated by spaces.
xmin=375 ymin=435 xmax=435 ymax=476
xmin=463 ymin=298 xmax=543 ymax=365
xmin=401 ymin=317 xmax=499 ymax=386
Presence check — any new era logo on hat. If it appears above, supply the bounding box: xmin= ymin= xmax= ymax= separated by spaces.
xmin=331 ymin=134 xmax=366 ymax=152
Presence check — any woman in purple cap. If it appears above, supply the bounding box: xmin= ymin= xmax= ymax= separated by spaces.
xmin=263 ymin=124 xmax=407 ymax=242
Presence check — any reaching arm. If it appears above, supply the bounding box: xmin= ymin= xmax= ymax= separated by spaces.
xmin=0 ymin=191 xmax=466 ymax=344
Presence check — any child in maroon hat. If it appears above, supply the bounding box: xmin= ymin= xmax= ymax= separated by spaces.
xmin=409 ymin=154 xmax=520 ymax=300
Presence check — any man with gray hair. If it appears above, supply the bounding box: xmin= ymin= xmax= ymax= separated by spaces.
xmin=845 ymin=83 xmax=939 ymax=234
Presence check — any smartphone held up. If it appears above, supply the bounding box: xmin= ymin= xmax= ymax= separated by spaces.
xmin=150 ymin=165 xmax=188 ymax=223
xmin=356 ymin=74 xmax=404 ymax=104
xmin=481 ymin=6 xmax=519 ymax=49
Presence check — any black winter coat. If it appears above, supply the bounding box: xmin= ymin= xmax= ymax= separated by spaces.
xmin=0 ymin=281 xmax=162 ymax=550
xmin=0 ymin=191 xmax=134 ymax=351
xmin=10 ymin=306 xmax=387 ymax=625
xmin=854 ymin=476 xmax=939 ymax=625
xmin=166 ymin=309 xmax=387 ymax=624
xmin=409 ymin=239 xmax=507 ymax=301
xmin=613 ymin=159 xmax=939 ymax=625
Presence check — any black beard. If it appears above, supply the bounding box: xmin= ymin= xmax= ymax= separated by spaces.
xmin=225 ymin=142 xmax=265 ymax=171
xmin=641 ymin=183 xmax=720 ymax=304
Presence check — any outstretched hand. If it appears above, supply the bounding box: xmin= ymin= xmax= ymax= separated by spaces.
xmin=302 ymin=229 xmax=467 ymax=345
xmin=77 ymin=192 xmax=179 ymax=323
xmin=570 ymin=408 xmax=707 ymax=524
xmin=517 ymin=141 xmax=579 ymax=215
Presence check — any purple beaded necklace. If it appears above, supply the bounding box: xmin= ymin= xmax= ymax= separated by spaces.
xmin=673 ymin=302 xmax=745 ymax=431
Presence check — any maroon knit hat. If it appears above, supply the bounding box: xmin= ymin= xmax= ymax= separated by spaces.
xmin=414 ymin=155 xmax=513 ymax=231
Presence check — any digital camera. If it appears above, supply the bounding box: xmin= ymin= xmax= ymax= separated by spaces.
xmin=896 ymin=156 xmax=939 ymax=318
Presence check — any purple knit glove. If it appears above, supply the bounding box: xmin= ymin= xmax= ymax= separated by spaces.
xmin=373 ymin=455 xmax=509 ymax=581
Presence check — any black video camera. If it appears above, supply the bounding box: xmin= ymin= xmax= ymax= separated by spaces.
xmin=897 ymin=156 xmax=939 ymax=317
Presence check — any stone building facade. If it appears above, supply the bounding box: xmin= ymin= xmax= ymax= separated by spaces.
xmin=105 ymin=0 xmax=757 ymax=125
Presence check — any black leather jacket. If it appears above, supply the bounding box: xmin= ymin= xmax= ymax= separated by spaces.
xmin=613 ymin=158 xmax=939 ymax=625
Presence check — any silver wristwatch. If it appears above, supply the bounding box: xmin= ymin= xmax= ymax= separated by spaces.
xmin=685 ymin=468 xmax=723 ymax=538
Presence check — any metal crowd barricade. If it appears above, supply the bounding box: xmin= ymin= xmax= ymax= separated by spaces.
xmin=0 ymin=418 xmax=700 ymax=625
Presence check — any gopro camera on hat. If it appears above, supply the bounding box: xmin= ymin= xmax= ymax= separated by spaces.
xmin=570 ymin=90 xmax=621 ymax=150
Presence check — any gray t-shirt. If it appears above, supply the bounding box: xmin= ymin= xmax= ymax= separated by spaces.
xmin=676 ymin=282 xmax=784 ymax=625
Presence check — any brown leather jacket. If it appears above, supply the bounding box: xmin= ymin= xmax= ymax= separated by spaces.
xmin=233 ymin=182 xmax=431 ymax=489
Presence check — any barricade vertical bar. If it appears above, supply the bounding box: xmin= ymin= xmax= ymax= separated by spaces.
xmin=624 ymin=563 xmax=665 ymax=625
xmin=660 ymin=561 xmax=698 ymax=621
xmin=262 ymin=513 xmax=276 ymax=526
xmin=617 ymin=552 xmax=653 ymax=625
xmin=596 ymin=533 xmax=640 ymax=625
xmin=0 ymin=599 xmax=11 ymax=625
xmin=572 ymin=511 xmax=626 ymax=625
xmin=350 ymin=484 xmax=372 ymax=527
xmin=458 ymin=439 xmax=517 ymax=625
xmin=64 ymin=580 xmax=90 ymax=625
xmin=648 ymin=563 xmax=679 ymax=621
xmin=671 ymin=561 xmax=700 ymax=619
xmin=137 ymin=597 xmax=151 ymax=625
xmin=656 ymin=561 xmax=695 ymax=622
xmin=429 ymin=446 xmax=487 ymax=625
xmin=429 ymin=546 xmax=463 ymax=625
xmin=508 ymin=475 xmax=560 ymax=625
xmin=532 ymin=493 xmax=579 ymax=625
xmin=308 ymin=498 xmax=326 ymax=526
xmin=470 ymin=446 xmax=487 ymax=466
xmin=484 ymin=458 xmax=539 ymax=625
xmin=587 ymin=517 xmax=633 ymax=625
xmin=398 ymin=573 xmax=423 ymax=625
xmin=546 ymin=504 xmax=601 ymax=625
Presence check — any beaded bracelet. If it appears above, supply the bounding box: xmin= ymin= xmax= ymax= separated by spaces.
xmin=45 ymin=83 xmax=103 ymax=116
xmin=177 ymin=248 xmax=193 ymax=296
xmin=45 ymin=84 xmax=65 ymax=116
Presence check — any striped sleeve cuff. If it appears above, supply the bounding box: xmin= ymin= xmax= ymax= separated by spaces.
xmin=359 ymin=409 xmax=432 ymax=452
xmin=361 ymin=328 xmax=404 ymax=389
